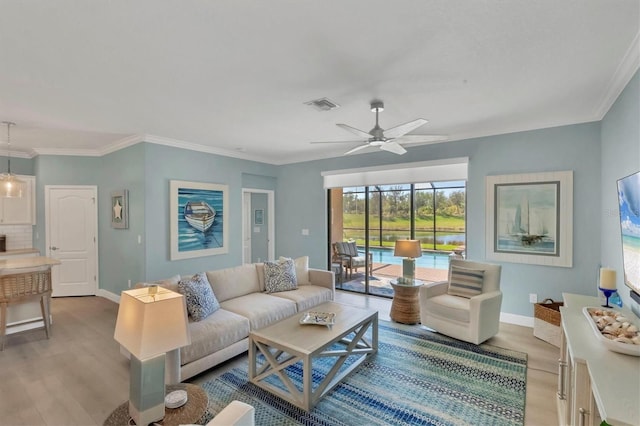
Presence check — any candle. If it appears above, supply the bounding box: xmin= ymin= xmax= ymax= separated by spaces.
xmin=599 ymin=267 xmax=616 ymax=290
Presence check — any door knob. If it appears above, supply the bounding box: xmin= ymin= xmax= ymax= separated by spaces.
xmin=50 ymin=246 xmax=58 ymax=251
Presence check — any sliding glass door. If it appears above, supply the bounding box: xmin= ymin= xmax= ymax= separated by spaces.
xmin=329 ymin=181 xmax=466 ymax=298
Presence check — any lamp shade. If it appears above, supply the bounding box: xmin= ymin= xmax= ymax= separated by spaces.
xmin=114 ymin=286 xmax=191 ymax=360
xmin=394 ymin=240 xmax=422 ymax=258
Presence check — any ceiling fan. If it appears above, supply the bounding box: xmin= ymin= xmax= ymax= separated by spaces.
xmin=311 ymin=100 xmax=447 ymax=155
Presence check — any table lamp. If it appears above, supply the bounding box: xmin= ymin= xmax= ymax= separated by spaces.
xmin=394 ymin=240 xmax=422 ymax=284
xmin=114 ymin=286 xmax=190 ymax=426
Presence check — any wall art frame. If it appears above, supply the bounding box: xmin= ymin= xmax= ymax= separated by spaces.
xmin=170 ymin=180 xmax=229 ymax=260
xmin=254 ymin=209 xmax=264 ymax=225
xmin=111 ymin=189 xmax=129 ymax=229
xmin=485 ymin=171 xmax=573 ymax=267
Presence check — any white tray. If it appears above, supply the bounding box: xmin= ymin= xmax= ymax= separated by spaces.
xmin=583 ymin=307 xmax=640 ymax=356
xmin=300 ymin=311 xmax=335 ymax=326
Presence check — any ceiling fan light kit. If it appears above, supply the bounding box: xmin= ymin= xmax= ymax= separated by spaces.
xmin=311 ymin=100 xmax=447 ymax=156
xmin=0 ymin=121 xmax=25 ymax=198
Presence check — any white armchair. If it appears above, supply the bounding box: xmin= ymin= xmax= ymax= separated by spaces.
xmin=418 ymin=259 xmax=502 ymax=344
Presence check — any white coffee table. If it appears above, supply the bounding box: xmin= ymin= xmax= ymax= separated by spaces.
xmin=248 ymin=301 xmax=378 ymax=411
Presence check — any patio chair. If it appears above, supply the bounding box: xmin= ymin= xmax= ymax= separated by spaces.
xmin=334 ymin=242 xmax=373 ymax=279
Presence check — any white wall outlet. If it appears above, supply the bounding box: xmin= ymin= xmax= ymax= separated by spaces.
xmin=529 ymin=293 xmax=538 ymax=303
xmin=302 ymin=229 xmax=309 ymax=236
xmin=137 ymin=235 xmax=142 ymax=244
xmin=128 ymin=279 xmax=132 ymax=288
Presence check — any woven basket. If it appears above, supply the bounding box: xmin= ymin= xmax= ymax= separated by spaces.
xmin=533 ymin=298 xmax=563 ymax=347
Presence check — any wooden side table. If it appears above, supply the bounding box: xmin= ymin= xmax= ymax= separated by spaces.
xmin=390 ymin=279 xmax=424 ymax=325
xmin=104 ymin=383 xmax=208 ymax=426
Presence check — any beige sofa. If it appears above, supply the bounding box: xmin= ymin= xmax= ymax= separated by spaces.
xmin=146 ymin=258 xmax=335 ymax=382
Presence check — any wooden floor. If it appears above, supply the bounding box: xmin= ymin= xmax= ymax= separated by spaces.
xmin=0 ymin=293 xmax=559 ymax=426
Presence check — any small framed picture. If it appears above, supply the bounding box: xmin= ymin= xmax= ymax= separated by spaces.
xmin=111 ymin=190 xmax=129 ymax=229
xmin=254 ymin=209 xmax=264 ymax=225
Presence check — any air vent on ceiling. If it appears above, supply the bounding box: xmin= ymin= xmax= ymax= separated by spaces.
xmin=304 ymin=97 xmax=340 ymax=111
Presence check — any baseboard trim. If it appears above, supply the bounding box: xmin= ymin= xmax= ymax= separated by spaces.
xmin=500 ymin=312 xmax=534 ymax=328
xmin=98 ymin=289 xmax=120 ymax=304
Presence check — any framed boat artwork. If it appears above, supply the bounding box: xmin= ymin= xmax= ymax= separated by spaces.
xmin=485 ymin=171 xmax=573 ymax=267
xmin=170 ymin=180 xmax=229 ymax=260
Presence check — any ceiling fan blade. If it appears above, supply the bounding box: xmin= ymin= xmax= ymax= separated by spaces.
xmin=379 ymin=141 xmax=407 ymax=155
xmin=310 ymin=140 xmax=366 ymax=144
xmin=336 ymin=123 xmax=373 ymax=139
xmin=393 ymin=134 xmax=449 ymax=144
xmin=383 ymin=118 xmax=428 ymax=138
xmin=344 ymin=144 xmax=371 ymax=155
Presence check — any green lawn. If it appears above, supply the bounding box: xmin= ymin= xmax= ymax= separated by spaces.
xmin=341 ymin=213 xmax=466 ymax=251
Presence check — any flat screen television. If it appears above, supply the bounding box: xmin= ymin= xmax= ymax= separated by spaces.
xmin=617 ymin=171 xmax=640 ymax=302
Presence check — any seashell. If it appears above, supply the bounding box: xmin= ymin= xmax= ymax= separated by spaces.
xmin=627 ymin=325 xmax=638 ymax=333
xmin=623 ymin=331 xmax=637 ymax=339
xmin=610 ymin=322 xmax=622 ymax=329
xmin=597 ymin=318 xmax=608 ymax=329
xmin=632 ymin=336 xmax=640 ymax=345
xmin=603 ymin=333 xmax=616 ymax=340
xmin=602 ymin=316 xmax=615 ymax=324
xmin=593 ymin=309 xmax=604 ymax=316
xmin=603 ymin=325 xmax=617 ymax=334
xmin=614 ymin=337 xmax=633 ymax=344
xmin=621 ymin=322 xmax=631 ymax=329
xmin=615 ymin=316 xmax=629 ymax=323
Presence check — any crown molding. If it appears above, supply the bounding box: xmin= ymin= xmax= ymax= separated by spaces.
xmin=141 ymin=134 xmax=275 ymax=163
xmin=594 ymin=30 xmax=640 ymax=119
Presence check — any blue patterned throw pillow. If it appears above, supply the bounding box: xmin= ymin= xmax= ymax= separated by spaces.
xmin=178 ymin=272 xmax=220 ymax=321
xmin=264 ymin=258 xmax=298 ymax=293
xmin=447 ymin=265 xmax=484 ymax=298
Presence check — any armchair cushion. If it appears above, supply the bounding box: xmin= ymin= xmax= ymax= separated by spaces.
xmin=426 ymin=294 xmax=471 ymax=323
xmin=447 ymin=265 xmax=484 ymax=298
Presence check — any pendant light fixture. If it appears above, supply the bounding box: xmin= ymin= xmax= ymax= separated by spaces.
xmin=0 ymin=121 xmax=25 ymax=198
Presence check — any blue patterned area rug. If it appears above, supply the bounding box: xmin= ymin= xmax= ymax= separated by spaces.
xmin=198 ymin=321 xmax=527 ymax=425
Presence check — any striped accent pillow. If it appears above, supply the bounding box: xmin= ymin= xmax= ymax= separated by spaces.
xmin=447 ymin=265 xmax=485 ymax=298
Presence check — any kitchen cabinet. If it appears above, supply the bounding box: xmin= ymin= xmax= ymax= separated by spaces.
xmin=0 ymin=175 xmax=35 ymax=225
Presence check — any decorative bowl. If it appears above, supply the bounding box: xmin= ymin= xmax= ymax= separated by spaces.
xmin=583 ymin=307 xmax=640 ymax=356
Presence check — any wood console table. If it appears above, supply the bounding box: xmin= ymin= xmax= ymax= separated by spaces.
xmin=557 ymin=293 xmax=640 ymax=426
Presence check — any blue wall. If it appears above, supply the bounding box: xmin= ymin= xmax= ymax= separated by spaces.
xmin=140 ymin=143 xmax=278 ymax=282
xmin=601 ymin=70 xmax=640 ymax=314
xmin=20 ymin=69 xmax=639 ymax=319
xmin=276 ymin=123 xmax=602 ymax=317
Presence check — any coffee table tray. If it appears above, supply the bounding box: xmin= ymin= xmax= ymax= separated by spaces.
xmin=300 ymin=311 xmax=335 ymax=326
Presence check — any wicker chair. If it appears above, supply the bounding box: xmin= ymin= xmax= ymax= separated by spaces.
xmin=0 ymin=267 xmax=52 ymax=350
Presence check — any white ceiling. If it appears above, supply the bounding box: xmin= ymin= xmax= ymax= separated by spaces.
xmin=1 ymin=1 xmax=638 ymax=164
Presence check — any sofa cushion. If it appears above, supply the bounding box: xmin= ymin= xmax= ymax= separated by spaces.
xmin=264 ymin=258 xmax=298 ymax=293
xmin=270 ymin=285 xmax=332 ymax=311
xmin=178 ymin=273 xmax=220 ymax=321
xmin=153 ymin=274 xmax=181 ymax=293
xmin=220 ymin=293 xmax=297 ymax=330
xmin=425 ymin=293 xmax=471 ymax=323
xmin=447 ymin=265 xmax=484 ymax=298
xmin=206 ymin=264 xmax=261 ymax=303
xmin=180 ymin=308 xmax=250 ymax=366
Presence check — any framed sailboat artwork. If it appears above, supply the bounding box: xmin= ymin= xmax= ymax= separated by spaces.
xmin=485 ymin=171 xmax=573 ymax=267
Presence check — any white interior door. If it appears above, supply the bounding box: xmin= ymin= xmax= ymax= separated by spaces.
xmin=45 ymin=186 xmax=98 ymax=297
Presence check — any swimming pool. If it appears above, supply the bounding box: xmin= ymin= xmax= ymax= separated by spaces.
xmin=367 ymin=247 xmax=450 ymax=270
